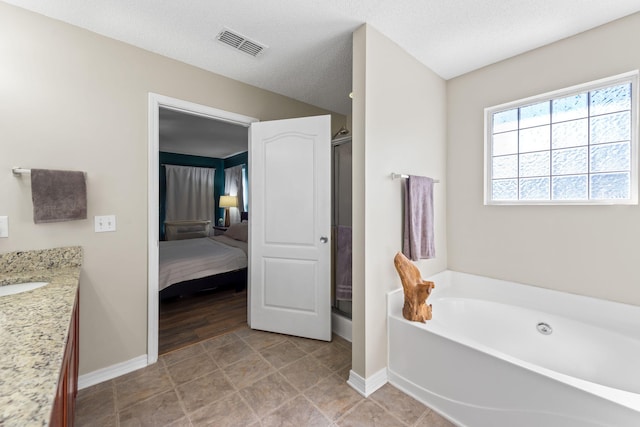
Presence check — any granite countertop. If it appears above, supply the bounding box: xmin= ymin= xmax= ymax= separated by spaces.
xmin=0 ymin=247 xmax=82 ymax=426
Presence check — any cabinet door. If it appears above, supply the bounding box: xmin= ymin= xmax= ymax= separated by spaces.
xmin=50 ymin=291 xmax=79 ymax=427
xmin=50 ymin=374 xmax=65 ymax=427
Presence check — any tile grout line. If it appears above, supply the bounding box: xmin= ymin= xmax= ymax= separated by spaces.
xmin=412 ymin=407 xmax=435 ymax=427
xmin=238 ymin=371 xmax=302 ymax=424
xmin=178 ymin=350 xmax=244 ymax=423
xmin=300 ymin=372 xmax=361 ymax=424
xmin=373 ymin=398 xmax=413 ymax=427
xmin=334 ymin=394 xmax=412 ymax=427
xmin=299 ymin=391 xmax=337 ymax=425
xmin=333 ymin=398 xmax=367 ymax=425
xmin=235 ymin=390 xmax=262 ymax=425
xmin=228 ymin=333 xmax=340 ymax=424
xmin=308 ymin=342 xmax=352 ymax=373
xmin=186 ymin=334 xmax=267 ymax=423
xmin=371 ymin=384 xmax=434 ymax=426
xmin=161 ymin=348 xmax=193 ymax=425
xmin=115 ymin=363 xmax=184 ymax=424
xmin=231 ymin=344 xmax=302 ymax=421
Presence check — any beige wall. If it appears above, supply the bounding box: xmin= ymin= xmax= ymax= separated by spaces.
xmin=447 ymin=13 xmax=640 ymax=305
xmin=0 ymin=2 xmax=345 ymax=375
xmin=352 ymin=25 xmax=447 ymax=378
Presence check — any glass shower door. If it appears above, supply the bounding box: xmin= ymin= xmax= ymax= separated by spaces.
xmin=332 ymin=137 xmax=352 ymax=318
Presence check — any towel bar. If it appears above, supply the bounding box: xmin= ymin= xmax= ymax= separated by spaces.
xmin=12 ymin=167 xmax=31 ymax=176
xmin=13 ymin=168 xmax=87 ymax=179
xmin=391 ymin=172 xmax=440 ymax=183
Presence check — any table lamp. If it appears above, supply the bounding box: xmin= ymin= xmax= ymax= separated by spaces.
xmin=219 ymin=195 xmax=238 ymax=227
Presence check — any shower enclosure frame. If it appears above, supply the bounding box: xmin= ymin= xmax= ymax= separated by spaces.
xmin=332 ymin=135 xmax=352 ymax=319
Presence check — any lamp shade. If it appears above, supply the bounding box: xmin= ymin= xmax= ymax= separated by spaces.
xmin=219 ymin=195 xmax=238 ymax=208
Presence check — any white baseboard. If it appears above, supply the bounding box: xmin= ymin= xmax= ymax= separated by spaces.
xmin=78 ymin=354 xmax=148 ymax=390
xmin=331 ymin=312 xmax=352 ymax=342
xmin=347 ymin=367 xmax=388 ymax=397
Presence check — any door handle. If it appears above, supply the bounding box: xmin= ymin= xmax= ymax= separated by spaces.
xmin=320 ymin=236 xmax=329 ymax=243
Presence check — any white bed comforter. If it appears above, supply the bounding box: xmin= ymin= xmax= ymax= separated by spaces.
xmin=159 ymin=237 xmax=247 ymax=291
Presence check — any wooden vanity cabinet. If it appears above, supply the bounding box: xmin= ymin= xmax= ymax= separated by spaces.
xmin=50 ymin=291 xmax=79 ymax=427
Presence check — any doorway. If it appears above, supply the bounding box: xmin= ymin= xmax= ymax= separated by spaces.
xmin=149 ymin=95 xmax=341 ymax=363
xmin=147 ymin=93 xmax=258 ymax=364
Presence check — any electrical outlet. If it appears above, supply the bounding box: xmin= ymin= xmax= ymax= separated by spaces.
xmin=94 ymin=215 xmax=116 ymax=232
xmin=0 ymin=216 xmax=8 ymax=238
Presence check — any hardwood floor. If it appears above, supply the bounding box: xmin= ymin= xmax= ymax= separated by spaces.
xmin=159 ymin=286 xmax=247 ymax=355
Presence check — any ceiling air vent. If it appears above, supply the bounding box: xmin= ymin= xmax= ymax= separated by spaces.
xmin=216 ymin=28 xmax=267 ymax=57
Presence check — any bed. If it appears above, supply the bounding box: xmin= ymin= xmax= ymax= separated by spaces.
xmin=159 ymin=221 xmax=248 ymax=300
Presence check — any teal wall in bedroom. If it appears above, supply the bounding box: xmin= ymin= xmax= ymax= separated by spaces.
xmin=159 ymin=151 xmax=248 ymax=240
xmin=225 ymin=151 xmax=248 ymax=169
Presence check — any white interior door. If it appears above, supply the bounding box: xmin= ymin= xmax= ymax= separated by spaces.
xmin=249 ymin=115 xmax=331 ymax=341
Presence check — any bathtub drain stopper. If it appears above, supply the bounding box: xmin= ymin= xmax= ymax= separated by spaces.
xmin=537 ymin=322 xmax=553 ymax=335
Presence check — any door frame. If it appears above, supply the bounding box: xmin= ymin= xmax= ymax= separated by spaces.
xmin=147 ymin=93 xmax=257 ymax=364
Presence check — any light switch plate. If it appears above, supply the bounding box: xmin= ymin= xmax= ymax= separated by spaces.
xmin=0 ymin=216 xmax=7 ymax=238
xmin=95 ymin=215 xmax=116 ymax=232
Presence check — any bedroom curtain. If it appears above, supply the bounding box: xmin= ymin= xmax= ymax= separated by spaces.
xmin=165 ymin=165 xmax=215 ymax=223
xmin=224 ymin=165 xmax=244 ymax=225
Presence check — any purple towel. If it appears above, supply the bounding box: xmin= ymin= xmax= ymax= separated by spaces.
xmin=335 ymin=225 xmax=352 ymax=301
xmin=31 ymin=169 xmax=87 ymax=223
xmin=403 ymin=175 xmax=435 ymax=261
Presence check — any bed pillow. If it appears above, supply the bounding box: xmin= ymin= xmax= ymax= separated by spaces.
xmin=224 ymin=222 xmax=248 ymax=242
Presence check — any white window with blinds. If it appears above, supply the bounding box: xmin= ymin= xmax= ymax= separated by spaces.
xmin=485 ymin=71 xmax=638 ymax=205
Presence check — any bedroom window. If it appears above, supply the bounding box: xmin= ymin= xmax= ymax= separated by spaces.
xmin=242 ymin=165 xmax=249 ymax=212
xmin=485 ymin=71 xmax=638 ymax=205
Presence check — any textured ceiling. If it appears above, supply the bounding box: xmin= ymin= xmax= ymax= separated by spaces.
xmin=6 ymin=0 xmax=640 ymax=117
xmin=159 ymin=108 xmax=248 ymax=159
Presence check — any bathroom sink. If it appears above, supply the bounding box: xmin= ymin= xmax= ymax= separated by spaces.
xmin=0 ymin=282 xmax=48 ymax=297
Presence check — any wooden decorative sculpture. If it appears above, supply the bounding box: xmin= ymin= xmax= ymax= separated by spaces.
xmin=394 ymin=252 xmax=435 ymax=322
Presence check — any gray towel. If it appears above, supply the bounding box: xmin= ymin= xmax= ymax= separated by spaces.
xmin=31 ymin=169 xmax=87 ymax=223
xmin=335 ymin=225 xmax=352 ymax=301
xmin=403 ymin=175 xmax=435 ymax=261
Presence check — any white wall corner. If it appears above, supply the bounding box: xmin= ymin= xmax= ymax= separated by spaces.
xmin=347 ymin=367 xmax=388 ymax=397
xmin=331 ymin=312 xmax=352 ymax=342
xmin=78 ymin=354 xmax=149 ymax=390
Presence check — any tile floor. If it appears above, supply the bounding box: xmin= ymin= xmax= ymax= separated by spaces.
xmin=75 ymin=327 xmax=455 ymax=426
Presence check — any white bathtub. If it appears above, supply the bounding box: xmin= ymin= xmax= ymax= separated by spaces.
xmin=387 ymin=270 xmax=640 ymax=427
